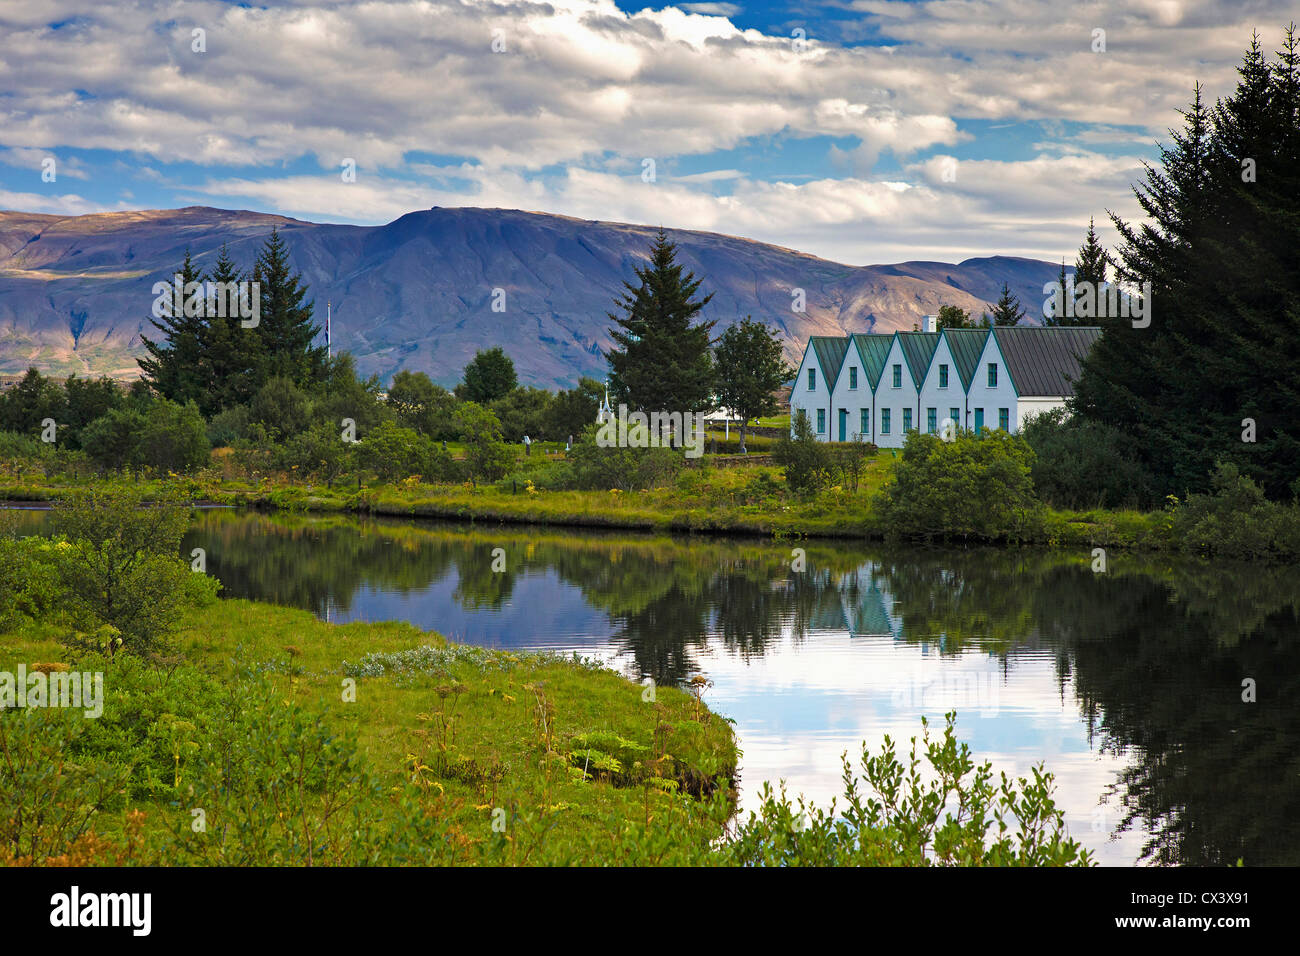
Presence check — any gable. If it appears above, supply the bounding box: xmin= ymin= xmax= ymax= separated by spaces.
xmin=810 ymin=336 xmax=851 ymax=389
xmin=942 ymin=328 xmax=991 ymax=389
xmin=896 ymin=332 xmax=941 ymax=388
xmin=849 ymin=333 xmax=895 ymax=389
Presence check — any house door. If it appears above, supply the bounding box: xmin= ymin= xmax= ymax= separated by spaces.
xmin=837 ymin=409 xmax=847 ymax=442
xmin=974 ymin=408 xmax=984 ymax=435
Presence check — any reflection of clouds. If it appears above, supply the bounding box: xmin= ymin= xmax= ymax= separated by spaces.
xmin=697 ymin=629 xmax=1148 ymax=864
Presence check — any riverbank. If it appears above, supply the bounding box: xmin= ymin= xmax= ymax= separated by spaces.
xmin=1 ymin=598 xmax=739 ymax=865
xmin=1 ymin=465 xmax=1175 ymax=552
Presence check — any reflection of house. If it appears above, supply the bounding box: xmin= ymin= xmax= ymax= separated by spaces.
xmin=805 ymin=565 xmax=898 ymax=638
xmin=790 ymin=321 xmax=1101 ymax=447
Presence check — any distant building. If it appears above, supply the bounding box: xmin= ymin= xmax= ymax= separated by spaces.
xmin=790 ymin=325 xmax=1101 ymax=446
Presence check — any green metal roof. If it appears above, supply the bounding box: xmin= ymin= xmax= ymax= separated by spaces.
xmin=941 ymin=328 xmax=991 ymax=388
xmin=896 ymin=332 xmax=941 ymax=388
xmin=848 ymin=333 xmax=895 ymax=389
xmin=808 ymin=335 xmax=851 ymax=388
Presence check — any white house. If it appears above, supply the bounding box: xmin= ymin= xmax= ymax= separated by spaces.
xmin=918 ymin=328 xmax=990 ymax=436
xmin=872 ymin=331 xmax=941 ymax=448
xmin=790 ymin=324 xmax=1101 ymax=443
xmin=789 ymin=335 xmax=849 ymax=440
xmin=829 ymin=333 xmax=894 ymax=443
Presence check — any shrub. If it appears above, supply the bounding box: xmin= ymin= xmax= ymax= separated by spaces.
xmin=1020 ymin=408 xmax=1158 ymax=510
xmin=875 ymin=429 xmax=1042 ymax=541
xmin=568 ymin=424 xmax=684 ymax=490
xmin=773 ymin=409 xmax=833 ymax=495
xmin=454 ymin=402 xmax=514 ymax=484
xmin=1173 ymin=462 xmax=1300 ymax=560
xmin=50 ymin=485 xmax=217 ymax=657
xmin=724 ymin=712 xmax=1093 ymax=866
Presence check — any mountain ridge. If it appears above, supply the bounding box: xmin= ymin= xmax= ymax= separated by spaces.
xmin=0 ymin=205 xmax=1064 ymax=388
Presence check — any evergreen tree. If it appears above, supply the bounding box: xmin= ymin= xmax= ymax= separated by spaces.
xmin=1074 ymin=218 xmax=1111 ymax=288
xmin=251 ymin=228 xmax=326 ymax=388
xmin=606 ymin=230 xmax=716 ymax=413
xmin=195 ymin=243 xmax=257 ymax=415
xmin=139 ymin=249 xmax=204 ymax=403
xmin=1045 ymin=258 xmax=1070 ymax=325
xmin=1073 ymin=26 xmax=1300 ymax=498
xmin=986 ymin=282 xmax=1027 ymax=326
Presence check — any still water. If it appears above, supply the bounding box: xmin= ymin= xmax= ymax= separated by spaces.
xmin=17 ymin=507 xmax=1300 ymax=865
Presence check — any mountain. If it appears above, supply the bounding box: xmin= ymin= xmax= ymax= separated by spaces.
xmin=0 ymin=205 xmax=1064 ymax=388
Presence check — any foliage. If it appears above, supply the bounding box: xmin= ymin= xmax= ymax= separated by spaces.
xmin=1172 ymin=461 xmax=1300 ymax=559
xmin=875 ymin=429 xmax=1043 ymax=541
xmin=773 ymin=409 xmax=833 ymax=495
xmin=607 ymin=230 xmax=715 ymax=414
xmin=1072 ymin=29 xmax=1300 ymax=499
xmin=453 ymin=403 xmax=514 ymax=484
xmin=387 ymin=370 xmax=460 ymax=440
xmin=49 ymin=485 xmax=216 ymax=656
xmin=1020 ymin=407 xmax=1160 ymax=509
xmin=490 ymin=387 xmax=554 ymax=443
xmin=984 ymin=281 xmax=1027 ymax=326
xmin=546 ymin=377 xmax=604 ymax=443
xmin=357 ymin=421 xmax=458 ymax=483
xmin=725 ymin=712 xmax=1093 ymax=866
xmin=457 ymin=347 xmax=517 ymax=405
xmin=713 ymin=316 xmax=794 ymax=453
xmin=568 ymin=424 xmax=684 ymax=491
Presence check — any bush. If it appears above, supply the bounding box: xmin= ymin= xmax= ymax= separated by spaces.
xmin=207 ymin=404 xmax=252 ymax=447
xmin=568 ymin=424 xmax=684 ymax=491
xmin=454 ymin=402 xmax=514 ymax=484
xmin=49 ymin=485 xmax=217 ymax=657
xmin=356 ymin=421 xmax=461 ymax=483
xmin=1172 ymin=462 xmax=1300 ymax=560
xmin=1020 ymin=408 xmax=1158 ymax=510
xmin=773 ymin=410 xmax=833 ymax=495
xmin=725 ymin=712 xmax=1092 ymax=866
xmin=875 ymin=429 xmax=1042 ymax=541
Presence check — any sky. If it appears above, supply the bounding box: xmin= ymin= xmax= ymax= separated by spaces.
xmin=0 ymin=0 xmax=1291 ymax=265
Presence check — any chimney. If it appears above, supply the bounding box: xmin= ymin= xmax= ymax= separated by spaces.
xmin=922 ymin=314 xmax=937 ymax=333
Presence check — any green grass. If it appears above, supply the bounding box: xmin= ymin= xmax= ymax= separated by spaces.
xmin=1 ymin=598 xmax=739 ymax=865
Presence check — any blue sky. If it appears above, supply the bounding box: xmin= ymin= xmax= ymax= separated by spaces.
xmin=0 ymin=0 xmax=1288 ymax=264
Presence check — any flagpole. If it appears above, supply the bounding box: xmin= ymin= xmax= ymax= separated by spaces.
xmin=327 ymin=300 xmax=332 ymax=359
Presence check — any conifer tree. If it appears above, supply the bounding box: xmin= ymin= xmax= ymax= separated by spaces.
xmin=251 ymin=228 xmax=326 ymax=388
xmin=606 ymin=230 xmax=716 ymax=413
xmin=139 ymin=249 xmax=204 ymax=403
xmin=986 ymin=282 xmax=1027 ymax=326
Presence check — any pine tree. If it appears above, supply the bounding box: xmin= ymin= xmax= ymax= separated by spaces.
xmin=139 ymin=249 xmax=204 ymax=403
xmin=606 ymin=230 xmax=716 ymax=413
xmin=1074 ymin=218 xmax=1111 ymax=288
xmin=251 ymin=228 xmax=326 ymax=389
xmin=1044 ymin=258 xmax=1070 ymax=325
xmin=1073 ymin=26 xmax=1300 ymax=497
xmin=194 ymin=243 xmax=257 ymax=415
xmin=986 ymin=282 xmax=1027 ymax=326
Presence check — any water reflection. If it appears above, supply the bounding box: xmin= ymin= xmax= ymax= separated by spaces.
xmin=10 ymin=506 xmax=1299 ymax=866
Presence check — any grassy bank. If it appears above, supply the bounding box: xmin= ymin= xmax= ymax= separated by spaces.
xmin=2 ymin=598 xmax=739 ymax=865
xmin=0 ymin=454 xmax=1176 ymax=551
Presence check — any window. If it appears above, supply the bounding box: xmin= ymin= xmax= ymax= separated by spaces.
xmin=950 ymin=408 xmax=960 ymax=429
xmin=860 ymin=408 xmax=869 ymax=436
xmin=987 ymin=363 xmax=998 ymax=387
xmin=881 ymin=408 xmax=891 ymax=434
xmin=939 ymin=364 xmax=949 ymax=388
xmin=999 ymin=407 xmax=1010 ymax=431
xmin=892 ymin=364 xmax=902 ymax=388
xmin=849 ymin=367 xmax=858 ymax=389
xmin=927 ymin=408 xmax=937 ymax=433
xmin=808 ymin=368 xmax=816 ymax=391
xmin=902 ymin=408 xmax=912 ymax=432
xmin=974 ymin=408 xmax=984 ymax=434
xmin=816 ymin=409 xmax=825 ymax=433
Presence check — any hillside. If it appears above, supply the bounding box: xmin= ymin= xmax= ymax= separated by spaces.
xmin=0 ymin=205 xmax=1063 ymax=388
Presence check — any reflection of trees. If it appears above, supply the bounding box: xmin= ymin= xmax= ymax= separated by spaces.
xmin=1032 ymin=560 xmax=1300 ymax=866
xmin=184 ymin=510 xmax=1300 ymax=864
